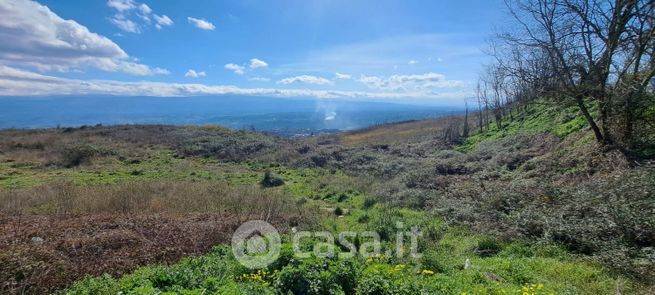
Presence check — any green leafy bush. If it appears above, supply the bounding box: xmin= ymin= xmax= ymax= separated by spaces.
xmin=273 ymin=258 xmax=357 ymax=295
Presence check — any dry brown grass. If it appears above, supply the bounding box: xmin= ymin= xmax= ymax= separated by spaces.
xmin=0 ymin=181 xmax=317 ymax=224
xmin=339 ymin=113 xmax=480 ymax=146
xmin=0 ymin=180 xmax=319 ymax=294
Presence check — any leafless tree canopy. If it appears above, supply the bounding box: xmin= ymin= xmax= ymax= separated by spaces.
xmin=477 ymin=0 xmax=654 ymax=150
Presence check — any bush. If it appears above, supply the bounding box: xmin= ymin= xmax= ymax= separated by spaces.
xmin=357 ymin=264 xmax=422 ymax=294
xmin=362 ymin=197 xmax=377 ymax=209
xmin=260 ymin=170 xmax=284 ymax=187
xmin=475 ymin=237 xmax=503 ymax=257
xmin=334 ymin=207 xmax=344 ymax=216
xmin=59 ymin=144 xmax=111 ymax=167
xmin=273 ymin=258 xmax=357 ymax=295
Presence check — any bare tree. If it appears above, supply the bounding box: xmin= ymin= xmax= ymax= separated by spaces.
xmin=480 ymin=65 xmax=507 ymax=130
xmin=463 ymin=100 xmax=470 ymax=138
xmin=476 ymin=82 xmax=485 ymax=132
xmin=495 ymin=0 xmax=654 ymax=145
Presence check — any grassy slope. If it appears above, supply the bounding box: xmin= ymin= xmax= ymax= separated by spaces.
xmin=458 ymin=102 xmax=589 ymax=152
xmin=52 ymin=103 xmax=650 ymax=294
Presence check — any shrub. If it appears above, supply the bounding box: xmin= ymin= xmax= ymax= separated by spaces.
xmin=362 ymin=197 xmax=377 ymax=209
xmin=334 ymin=207 xmax=344 ymax=216
xmin=357 ymin=264 xmax=422 ymax=294
xmin=475 ymin=237 xmax=503 ymax=257
xmin=59 ymin=144 xmax=111 ymax=167
xmin=273 ymin=258 xmax=355 ymax=295
xmin=260 ymin=170 xmax=284 ymax=187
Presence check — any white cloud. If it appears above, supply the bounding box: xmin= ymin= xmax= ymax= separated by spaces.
xmin=109 ymin=15 xmax=140 ymax=33
xmin=277 ymin=75 xmax=333 ymax=85
xmin=249 ymin=77 xmax=271 ymax=82
xmin=224 ymin=63 xmax=245 ymax=75
xmin=187 ymin=17 xmax=215 ymax=31
xmin=0 ymin=0 xmax=167 ymax=76
xmin=249 ymin=58 xmax=268 ymax=69
xmin=153 ymin=14 xmax=173 ymax=29
xmin=0 ymin=66 xmax=471 ymax=103
xmin=94 ymin=59 xmax=169 ymax=76
xmin=359 ymin=72 xmax=464 ymax=91
xmin=437 ymin=57 xmax=443 ymax=62
xmin=107 ymin=0 xmax=172 ymax=33
xmin=408 ymin=60 xmax=417 ymax=65
xmin=335 ymin=73 xmax=351 ymax=80
xmin=185 ymin=69 xmax=206 ymax=78
xmin=138 ymin=3 xmax=151 ymax=14
xmin=107 ymin=0 xmax=136 ymax=12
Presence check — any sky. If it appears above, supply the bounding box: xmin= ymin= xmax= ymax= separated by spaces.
xmin=0 ymin=0 xmax=506 ymax=105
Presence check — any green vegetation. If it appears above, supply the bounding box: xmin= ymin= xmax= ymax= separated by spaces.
xmin=0 ymin=102 xmax=653 ymax=294
xmin=458 ymin=102 xmax=590 ymax=152
xmin=65 ymin=203 xmax=636 ymax=295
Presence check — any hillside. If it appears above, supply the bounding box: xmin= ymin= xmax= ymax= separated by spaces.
xmin=0 ymin=101 xmax=653 ymax=294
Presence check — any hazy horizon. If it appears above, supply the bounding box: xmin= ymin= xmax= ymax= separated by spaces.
xmin=0 ymin=95 xmax=463 ymax=134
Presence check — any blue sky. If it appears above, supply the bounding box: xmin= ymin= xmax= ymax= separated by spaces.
xmin=0 ymin=0 xmax=506 ymax=105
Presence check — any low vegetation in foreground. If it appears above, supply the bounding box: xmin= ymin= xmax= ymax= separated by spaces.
xmin=0 ymin=100 xmax=653 ymax=294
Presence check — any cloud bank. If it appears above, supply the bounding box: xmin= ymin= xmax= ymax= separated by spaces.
xmin=277 ymin=75 xmax=332 ymax=85
xmin=0 ymin=0 xmax=168 ymax=76
xmin=359 ymin=72 xmax=464 ymax=91
xmin=0 ymin=66 xmax=471 ymax=102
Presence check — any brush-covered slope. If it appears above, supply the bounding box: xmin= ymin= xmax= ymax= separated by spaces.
xmin=1 ymin=101 xmax=653 ymax=294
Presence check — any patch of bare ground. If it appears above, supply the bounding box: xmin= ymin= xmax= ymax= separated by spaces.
xmin=0 ymin=213 xmax=291 ymax=294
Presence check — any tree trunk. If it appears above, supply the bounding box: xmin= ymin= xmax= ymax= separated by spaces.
xmin=478 ymin=104 xmax=483 ymax=133
xmin=598 ymin=95 xmax=613 ymax=144
xmin=575 ymin=94 xmax=604 ymax=143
